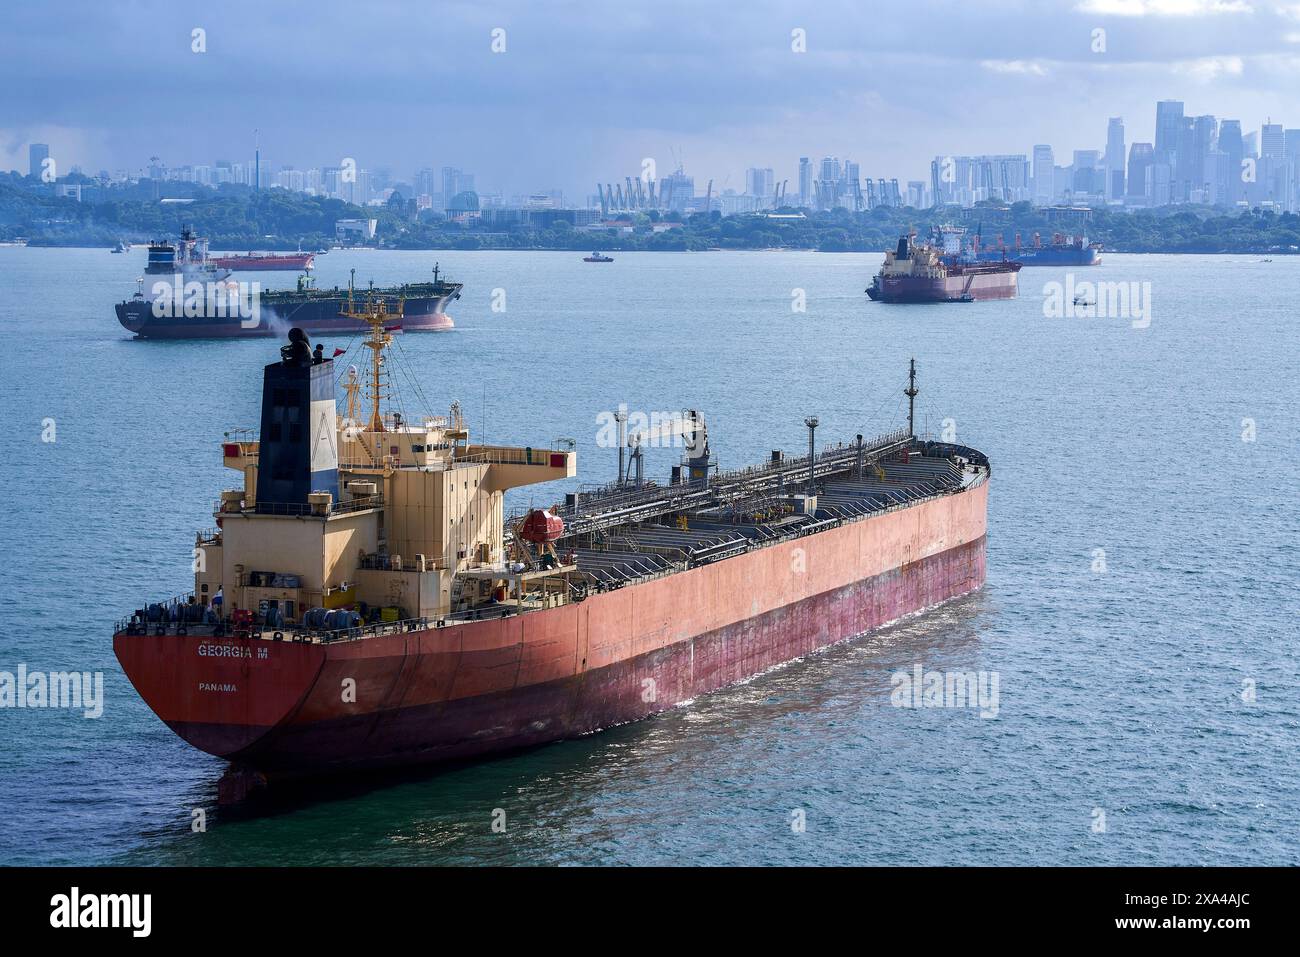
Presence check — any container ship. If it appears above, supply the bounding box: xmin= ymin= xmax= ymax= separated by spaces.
xmin=971 ymin=231 xmax=1102 ymax=266
xmin=113 ymin=311 xmax=990 ymax=802
xmin=117 ymin=231 xmax=461 ymax=338
xmin=867 ymin=231 xmax=1020 ymax=303
xmin=211 ymin=250 xmax=316 ymax=272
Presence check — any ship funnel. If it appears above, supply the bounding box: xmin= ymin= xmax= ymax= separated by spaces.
xmin=255 ymin=331 xmax=339 ymax=513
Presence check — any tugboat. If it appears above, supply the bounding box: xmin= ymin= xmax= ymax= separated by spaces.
xmin=583 ymin=251 xmax=614 ymax=262
xmin=112 ymin=331 xmax=991 ymax=801
xmin=867 ymin=230 xmax=1020 ymax=303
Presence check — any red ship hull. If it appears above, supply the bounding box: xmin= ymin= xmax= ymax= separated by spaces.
xmin=211 ymin=253 xmax=316 ymax=271
xmin=114 ymin=482 xmax=987 ymax=778
xmin=868 ymin=264 xmax=1020 ymax=303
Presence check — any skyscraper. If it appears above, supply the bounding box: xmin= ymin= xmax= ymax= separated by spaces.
xmin=745 ymin=167 xmax=775 ymax=200
xmin=1154 ymin=100 xmax=1184 ymax=157
xmin=1104 ymin=119 xmax=1125 ymax=201
xmin=1190 ymin=115 xmax=1217 ymax=201
xmin=1127 ymin=143 xmax=1154 ymax=201
xmin=798 ymin=157 xmax=811 ymax=208
xmin=1218 ymin=120 xmax=1244 ymax=205
xmin=1261 ymin=122 xmax=1284 ymax=160
xmin=1032 ymin=145 xmax=1054 ymax=205
xmin=29 ymin=143 xmax=49 ymax=179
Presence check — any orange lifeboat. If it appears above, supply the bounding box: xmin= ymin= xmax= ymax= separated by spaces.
xmin=520 ymin=508 xmax=564 ymax=543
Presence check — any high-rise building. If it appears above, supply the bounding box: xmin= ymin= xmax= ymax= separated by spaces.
xmin=745 ymin=167 xmax=775 ymax=200
xmin=1127 ymin=143 xmax=1154 ymax=201
xmin=1188 ymin=115 xmax=1217 ymax=201
xmin=798 ymin=157 xmax=812 ymax=207
xmin=1071 ymin=150 xmax=1102 ymax=197
xmin=658 ymin=168 xmax=695 ymax=211
xmin=1032 ymin=145 xmax=1054 ymax=205
xmin=1154 ymin=100 xmax=1184 ymax=158
xmin=1284 ymin=129 xmax=1300 ymax=162
xmin=1261 ymin=122 xmax=1284 ymax=160
xmin=28 ymin=143 xmax=50 ymax=179
xmin=843 ymin=161 xmax=860 ymax=203
xmin=1218 ymin=120 xmax=1244 ymax=206
xmin=441 ymin=167 xmax=474 ymax=203
xmin=414 ymin=168 xmax=437 ymax=197
xmin=1104 ymin=119 xmax=1125 ymax=201
xmin=1148 ymin=161 xmax=1172 ymax=206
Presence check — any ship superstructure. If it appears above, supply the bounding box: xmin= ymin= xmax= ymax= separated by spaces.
xmin=143 ymin=225 xmax=228 ymax=280
xmin=114 ymin=326 xmax=990 ymax=800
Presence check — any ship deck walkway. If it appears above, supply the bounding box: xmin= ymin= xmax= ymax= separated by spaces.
xmin=566 ymin=444 xmax=986 ymax=594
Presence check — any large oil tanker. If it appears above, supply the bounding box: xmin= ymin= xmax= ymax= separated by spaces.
xmin=867 ymin=231 xmax=1020 ymax=303
xmin=117 ymin=230 xmax=461 ymax=338
xmin=113 ymin=309 xmax=990 ymax=801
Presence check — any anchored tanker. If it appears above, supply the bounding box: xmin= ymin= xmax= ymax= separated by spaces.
xmin=117 ymin=229 xmax=460 ymax=338
xmin=868 ymin=230 xmax=1020 ymax=303
xmin=113 ymin=309 xmax=991 ymax=801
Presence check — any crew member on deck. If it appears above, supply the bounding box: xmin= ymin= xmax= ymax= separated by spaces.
xmin=313 ymin=343 xmax=325 ymax=364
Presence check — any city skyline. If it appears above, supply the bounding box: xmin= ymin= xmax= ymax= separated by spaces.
xmin=18 ymin=93 xmax=1297 ymax=216
xmin=5 ymin=0 xmax=1300 ymax=199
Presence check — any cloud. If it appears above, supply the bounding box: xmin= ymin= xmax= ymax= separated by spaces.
xmin=980 ymin=59 xmax=1049 ymax=75
xmin=1076 ymin=0 xmax=1252 ymax=14
xmin=1170 ymin=54 xmax=1246 ymax=78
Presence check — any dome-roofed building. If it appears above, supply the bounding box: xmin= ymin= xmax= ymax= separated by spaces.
xmin=447 ymin=190 xmax=480 ymax=222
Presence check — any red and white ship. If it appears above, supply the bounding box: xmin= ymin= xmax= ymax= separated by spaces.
xmin=113 ymin=316 xmax=991 ymax=801
xmin=868 ymin=230 xmax=1021 ymax=303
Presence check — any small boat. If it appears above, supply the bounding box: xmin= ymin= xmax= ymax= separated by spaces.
xmin=111 ymin=239 xmax=130 ymax=253
xmin=583 ymin=251 xmax=614 ymax=263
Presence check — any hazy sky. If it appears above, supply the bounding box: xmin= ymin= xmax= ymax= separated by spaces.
xmin=3 ymin=0 xmax=1299 ymax=196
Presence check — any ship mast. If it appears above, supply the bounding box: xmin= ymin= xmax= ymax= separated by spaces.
xmin=905 ymin=358 xmax=918 ymax=438
xmin=340 ymin=296 xmax=404 ymax=434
